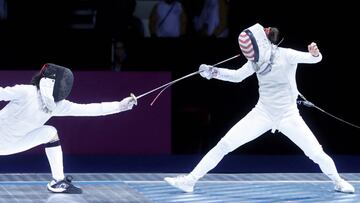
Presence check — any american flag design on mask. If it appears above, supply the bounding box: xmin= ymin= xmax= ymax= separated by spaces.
xmin=238 ymin=30 xmax=259 ymax=62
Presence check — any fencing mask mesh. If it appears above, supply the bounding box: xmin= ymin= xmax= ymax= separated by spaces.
xmin=41 ymin=63 xmax=74 ymax=102
xmin=238 ymin=23 xmax=272 ymax=64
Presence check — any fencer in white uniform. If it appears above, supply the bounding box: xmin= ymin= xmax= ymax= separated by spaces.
xmin=164 ymin=23 xmax=355 ymax=193
xmin=0 ymin=63 xmax=137 ymax=194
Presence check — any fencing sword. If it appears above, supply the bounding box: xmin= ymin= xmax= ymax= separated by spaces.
xmin=132 ymin=54 xmax=241 ymax=105
xmin=298 ymin=93 xmax=360 ymax=129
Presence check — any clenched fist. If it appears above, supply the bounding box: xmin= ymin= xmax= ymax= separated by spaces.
xmin=308 ymin=42 xmax=320 ymax=57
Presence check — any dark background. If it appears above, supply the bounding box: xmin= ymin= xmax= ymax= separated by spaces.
xmin=0 ymin=0 xmax=359 ymax=169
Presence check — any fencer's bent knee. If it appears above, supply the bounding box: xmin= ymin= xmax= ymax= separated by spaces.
xmin=43 ymin=126 xmax=59 ymax=142
xmin=50 ymin=133 xmax=59 ymax=142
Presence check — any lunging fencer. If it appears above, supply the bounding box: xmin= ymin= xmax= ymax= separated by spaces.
xmin=0 ymin=63 xmax=137 ymax=194
xmin=164 ymin=23 xmax=355 ymax=193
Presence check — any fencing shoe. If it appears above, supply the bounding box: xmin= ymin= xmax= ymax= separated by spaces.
xmin=164 ymin=175 xmax=195 ymax=193
xmin=334 ymin=179 xmax=355 ymax=193
xmin=47 ymin=175 xmax=82 ymax=194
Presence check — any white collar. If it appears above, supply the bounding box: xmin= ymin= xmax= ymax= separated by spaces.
xmin=39 ymin=78 xmax=56 ymax=112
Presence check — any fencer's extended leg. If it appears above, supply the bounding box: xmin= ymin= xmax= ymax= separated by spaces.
xmin=165 ymin=107 xmax=272 ymax=192
xmin=190 ymin=108 xmax=271 ymax=180
xmin=279 ymin=113 xmax=355 ymax=193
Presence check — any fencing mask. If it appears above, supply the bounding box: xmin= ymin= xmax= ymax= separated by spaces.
xmin=40 ymin=63 xmax=74 ymax=102
xmin=238 ymin=23 xmax=274 ymax=74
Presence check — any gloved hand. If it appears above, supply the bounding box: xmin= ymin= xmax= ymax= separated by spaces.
xmin=308 ymin=42 xmax=320 ymax=57
xmin=199 ymin=64 xmax=216 ymax=80
xmin=119 ymin=93 xmax=137 ymax=111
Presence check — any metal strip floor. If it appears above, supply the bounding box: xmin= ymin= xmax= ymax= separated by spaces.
xmin=0 ymin=173 xmax=359 ymax=202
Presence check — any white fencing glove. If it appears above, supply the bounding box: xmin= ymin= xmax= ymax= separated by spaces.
xmin=119 ymin=93 xmax=137 ymax=111
xmin=199 ymin=64 xmax=216 ymax=80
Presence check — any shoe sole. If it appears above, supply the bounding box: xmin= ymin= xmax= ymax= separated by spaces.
xmin=47 ymin=184 xmax=66 ymax=193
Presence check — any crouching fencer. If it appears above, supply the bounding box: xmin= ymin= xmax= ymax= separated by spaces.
xmin=0 ymin=63 xmax=137 ymax=194
xmin=164 ymin=23 xmax=355 ymax=193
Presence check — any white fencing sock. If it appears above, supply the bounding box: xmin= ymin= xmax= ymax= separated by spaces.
xmin=45 ymin=142 xmax=65 ymax=181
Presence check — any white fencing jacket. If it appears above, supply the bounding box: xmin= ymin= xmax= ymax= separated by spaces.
xmin=0 ymin=84 xmax=128 ymax=142
xmin=214 ymin=47 xmax=322 ymax=117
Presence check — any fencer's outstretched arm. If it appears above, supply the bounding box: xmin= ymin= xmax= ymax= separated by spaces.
xmin=53 ymin=95 xmax=137 ymax=117
xmin=199 ymin=62 xmax=255 ymax=83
